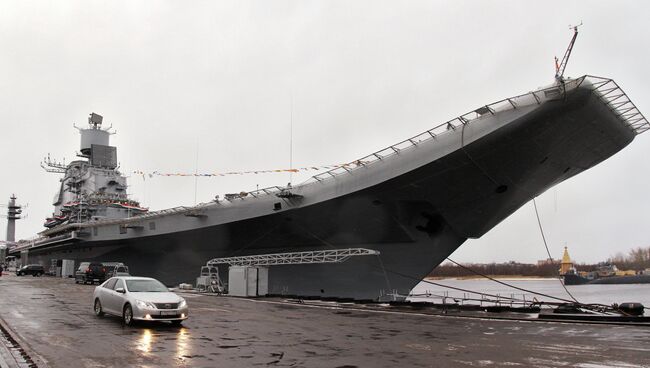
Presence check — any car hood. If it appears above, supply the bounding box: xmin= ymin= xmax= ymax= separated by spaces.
xmin=130 ymin=292 xmax=182 ymax=303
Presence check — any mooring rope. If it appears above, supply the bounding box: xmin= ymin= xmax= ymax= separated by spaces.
xmin=444 ymin=257 xmax=576 ymax=304
xmin=532 ymin=198 xmax=580 ymax=303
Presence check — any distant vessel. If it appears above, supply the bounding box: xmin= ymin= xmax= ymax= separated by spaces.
xmin=563 ymin=266 xmax=650 ymax=285
xmin=561 ymin=248 xmax=650 ymax=285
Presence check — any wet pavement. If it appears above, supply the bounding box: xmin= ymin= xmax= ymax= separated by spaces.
xmin=0 ymin=274 xmax=649 ymax=368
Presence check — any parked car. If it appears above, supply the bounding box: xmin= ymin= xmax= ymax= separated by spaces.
xmin=102 ymin=262 xmax=130 ymax=278
xmin=92 ymin=276 xmax=188 ymax=326
xmin=16 ymin=264 xmax=44 ymax=277
xmin=75 ymin=262 xmax=107 ymax=284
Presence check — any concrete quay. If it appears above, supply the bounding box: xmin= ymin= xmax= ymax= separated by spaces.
xmin=0 ymin=274 xmax=649 ymax=367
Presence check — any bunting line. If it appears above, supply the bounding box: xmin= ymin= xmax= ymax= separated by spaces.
xmin=131 ymin=161 xmax=369 ymax=179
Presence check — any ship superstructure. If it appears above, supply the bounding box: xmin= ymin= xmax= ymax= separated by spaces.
xmin=41 ymin=113 xmax=146 ymax=229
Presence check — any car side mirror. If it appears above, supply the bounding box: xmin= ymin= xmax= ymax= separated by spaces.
xmin=115 ymin=287 xmax=126 ymax=294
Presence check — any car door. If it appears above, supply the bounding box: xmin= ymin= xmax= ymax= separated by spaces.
xmin=97 ymin=278 xmax=116 ymax=314
xmin=105 ymin=278 xmax=126 ymax=314
xmin=101 ymin=278 xmax=120 ymax=314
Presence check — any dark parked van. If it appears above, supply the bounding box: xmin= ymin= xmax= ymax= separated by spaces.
xmin=102 ymin=262 xmax=130 ymax=278
xmin=16 ymin=264 xmax=45 ymax=277
xmin=75 ymin=262 xmax=107 ymax=284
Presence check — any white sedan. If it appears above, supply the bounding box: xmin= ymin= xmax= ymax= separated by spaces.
xmin=92 ymin=276 xmax=189 ymax=326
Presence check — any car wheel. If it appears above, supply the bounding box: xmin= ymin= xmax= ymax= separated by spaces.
xmin=32 ymin=273 xmax=37 ymax=277
xmin=123 ymin=304 xmax=134 ymax=326
xmin=36 ymin=272 xmax=42 ymax=277
xmin=171 ymin=320 xmax=183 ymax=326
xmin=94 ymin=299 xmax=105 ymax=317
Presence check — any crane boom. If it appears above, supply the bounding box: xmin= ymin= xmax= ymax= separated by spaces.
xmin=555 ymin=24 xmax=581 ymax=81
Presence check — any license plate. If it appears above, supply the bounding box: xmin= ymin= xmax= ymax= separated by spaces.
xmin=160 ymin=311 xmax=176 ymax=316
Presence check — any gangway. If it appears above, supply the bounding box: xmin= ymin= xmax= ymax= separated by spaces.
xmin=206 ymin=247 xmax=380 ymax=267
xmin=202 ymin=248 xmax=380 ymax=297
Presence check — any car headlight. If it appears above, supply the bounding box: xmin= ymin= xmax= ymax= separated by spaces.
xmin=178 ymin=298 xmax=187 ymax=308
xmin=135 ymin=300 xmax=157 ymax=309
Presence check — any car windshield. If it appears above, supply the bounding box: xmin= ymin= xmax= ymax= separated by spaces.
xmin=125 ymin=279 xmax=168 ymax=292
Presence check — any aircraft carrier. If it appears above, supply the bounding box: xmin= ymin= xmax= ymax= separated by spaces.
xmin=7 ymin=73 xmax=648 ymax=300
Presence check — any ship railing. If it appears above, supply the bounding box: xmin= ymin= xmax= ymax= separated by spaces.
xmin=247 ymin=186 xmax=284 ymax=198
xmin=290 ymin=75 xmax=647 ymax=187
xmin=40 ymin=198 xmax=227 ymax=233
xmin=99 ymin=203 xmax=214 ymax=223
xmin=578 ymin=75 xmax=649 ymax=134
xmin=212 ymin=76 xmax=647 ymax=201
xmin=39 ymin=203 xmax=217 ymax=235
xmin=10 ymin=233 xmax=72 ymax=251
xmin=16 ymin=235 xmax=43 ymax=244
xmin=407 ymin=290 xmax=541 ymax=308
xmin=298 ymin=77 xmax=580 ymax=185
xmin=15 ymin=235 xmax=46 ymax=246
xmin=242 ymin=82 xmax=564 ymax=197
xmin=34 ymin=76 xmax=650 ymax=233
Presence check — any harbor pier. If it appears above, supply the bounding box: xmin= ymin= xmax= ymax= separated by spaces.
xmin=0 ymin=274 xmax=648 ymax=367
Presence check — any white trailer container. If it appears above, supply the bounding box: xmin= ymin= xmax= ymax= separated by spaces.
xmin=228 ymin=266 xmax=268 ymax=297
xmin=61 ymin=259 xmax=75 ymax=278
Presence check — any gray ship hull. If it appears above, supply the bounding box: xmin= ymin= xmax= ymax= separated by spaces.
xmin=563 ymin=273 xmax=650 ymax=285
xmin=14 ymin=77 xmax=643 ymax=300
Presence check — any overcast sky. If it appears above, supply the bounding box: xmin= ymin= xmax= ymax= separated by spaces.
xmin=1 ymin=1 xmax=649 ymax=264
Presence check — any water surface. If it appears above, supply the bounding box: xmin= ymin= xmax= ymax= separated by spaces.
xmin=409 ymin=278 xmax=650 ymax=307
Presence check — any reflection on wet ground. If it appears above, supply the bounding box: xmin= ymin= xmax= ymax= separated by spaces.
xmin=132 ymin=326 xmax=191 ymax=364
xmin=137 ymin=328 xmax=153 ymax=354
xmin=1 ymin=274 xmax=649 ymax=367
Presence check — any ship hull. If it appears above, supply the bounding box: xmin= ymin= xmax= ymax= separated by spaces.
xmin=15 ymin=79 xmax=639 ymax=300
xmin=563 ymin=274 xmax=650 ymax=285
